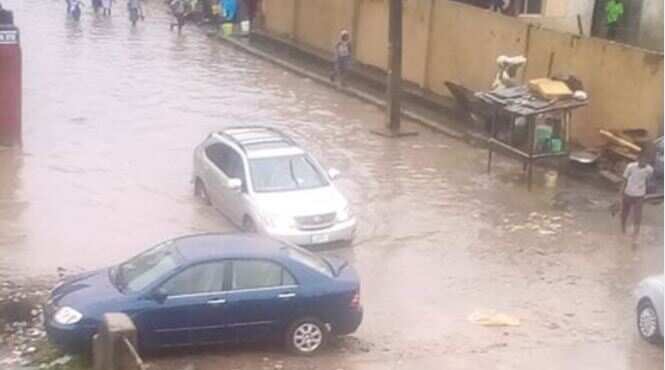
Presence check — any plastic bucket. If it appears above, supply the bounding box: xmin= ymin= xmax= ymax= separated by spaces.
xmin=222 ymin=23 xmax=233 ymax=36
xmin=544 ymin=170 xmax=558 ymax=188
xmin=240 ymin=20 xmax=250 ymax=33
xmin=550 ymin=138 xmax=562 ymax=153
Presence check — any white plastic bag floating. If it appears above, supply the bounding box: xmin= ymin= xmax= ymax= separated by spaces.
xmin=467 ymin=309 xmax=521 ymax=327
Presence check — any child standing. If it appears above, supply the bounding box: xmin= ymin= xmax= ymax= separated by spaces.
xmin=330 ymin=30 xmax=352 ymax=87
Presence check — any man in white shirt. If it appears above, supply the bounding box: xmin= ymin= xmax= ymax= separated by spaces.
xmin=621 ymin=155 xmax=654 ymax=238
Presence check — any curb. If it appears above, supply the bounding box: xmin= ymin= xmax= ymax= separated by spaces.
xmin=212 ymin=33 xmax=465 ymax=140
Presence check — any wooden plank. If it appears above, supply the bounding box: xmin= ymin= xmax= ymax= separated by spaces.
xmin=608 ymin=146 xmax=638 ymax=161
xmin=599 ymin=170 xmax=623 ymax=184
xmin=600 ymin=129 xmax=642 ymax=153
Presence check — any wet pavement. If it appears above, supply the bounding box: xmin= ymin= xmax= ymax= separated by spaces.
xmin=0 ymin=0 xmax=663 ymax=369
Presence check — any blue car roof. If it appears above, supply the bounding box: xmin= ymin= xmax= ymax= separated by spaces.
xmin=171 ymin=233 xmax=289 ymax=262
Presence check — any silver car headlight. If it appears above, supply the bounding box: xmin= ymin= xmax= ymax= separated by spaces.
xmin=336 ymin=205 xmax=353 ymax=222
xmin=262 ymin=212 xmax=295 ymax=229
xmin=54 ymin=306 xmax=83 ymax=325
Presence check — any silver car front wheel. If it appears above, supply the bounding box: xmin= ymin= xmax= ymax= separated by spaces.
xmin=638 ymin=300 xmax=662 ymax=344
xmin=194 ymin=179 xmax=211 ymax=205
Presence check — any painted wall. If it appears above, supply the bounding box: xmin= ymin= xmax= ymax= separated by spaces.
xmin=524 ymin=27 xmax=664 ymax=145
xmin=294 ymin=0 xmax=355 ymax=52
xmin=354 ymin=0 xmax=388 ymax=70
xmin=426 ymin=1 xmax=528 ymax=95
xmin=521 ymin=0 xmax=596 ymax=36
xmin=262 ymin=0 xmax=295 ymax=38
xmin=261 ymin=0 xmax=664 ymax=145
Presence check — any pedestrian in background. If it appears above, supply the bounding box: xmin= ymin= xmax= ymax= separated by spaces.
xmin=489 ymin=0 xmax=504 ymax=12
xmin=127 ymin=0 xmax=144 ymax=27
xmin=222 ymin=0 xmax=237 ymax=23
xmin=93 ymin=0 xmax=103 ymax=14
xmin=102 ymin=0 xmax=113 ymax=16
xmin=620 ymin=154 xmax=654 ymax=241
xmin=0 ymin=2 xmax=14 ymax=25
xmin=605 ymin=0 xmax=624 ymax=40
xmin=330 ymin=30 xmax=352 ymax=87
xmin=169 ymin=0 xmax=187 ymax=33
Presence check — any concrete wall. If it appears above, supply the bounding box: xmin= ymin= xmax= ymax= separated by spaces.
xmin=262 ymin=0 xmax=295 ymax=38
xmin=355 ymin=0 xmax=388 ymax=70
xmin=294 ymin=0 xmax=355 ymax=52
xmin=261 ymin=0 xmax=664 ymax=145
xmin=426 ymin=1 xmax=528 ymax=95
xmin=521 ymin=0 xmax=596 ymax=36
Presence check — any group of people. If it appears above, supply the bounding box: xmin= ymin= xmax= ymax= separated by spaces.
xmin=91 ymin=0 xmax=113 ymax=16
xmin=65 ymin=0 xmax=144 ymax=26
xmin=0 ymin=2 xmax=14 ymax=26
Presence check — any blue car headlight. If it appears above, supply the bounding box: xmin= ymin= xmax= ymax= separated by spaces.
xmin=54 ymin=306 xmax=83 ymax=325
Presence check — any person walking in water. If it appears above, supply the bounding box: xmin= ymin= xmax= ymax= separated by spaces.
xmin=127 ymin=0 xmax=144 ymax=27
xmin=329 ymin=30 xmax=352 ymax=87
xmin=69 ymin=0 xmax=83 ymax=21
xmin=93 ymin=0 xmax=102 ymax=14
xmin=620 ymin=154 xmax=654 ymax=242
xmin=101 ymin=0 xmax=113 ymax=16
xmin=169 ymin=0 xmax=187 ymax=33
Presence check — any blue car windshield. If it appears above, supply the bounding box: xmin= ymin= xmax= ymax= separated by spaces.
xmin=114 ymin=242 xmax=180 ymax=294
xmin=249 ymin=155 xmax=328 ymax=193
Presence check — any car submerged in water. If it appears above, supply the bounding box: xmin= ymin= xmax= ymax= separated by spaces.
xmin=45 ymin=233 xmax=363 ymax=355
xmin=192 ymin=126 xmax=356 ymax=246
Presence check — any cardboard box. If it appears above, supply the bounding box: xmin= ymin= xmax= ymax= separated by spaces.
xmin=528 ymin=78 xmax=572 ymax=100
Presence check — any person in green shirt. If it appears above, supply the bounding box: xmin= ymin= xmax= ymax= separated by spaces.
xmin=606 ymin=0 xmax=624 ymax=40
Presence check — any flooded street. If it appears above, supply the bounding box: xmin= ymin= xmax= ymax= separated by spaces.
xmin=0 ymin=0 xmax=663 ymax=369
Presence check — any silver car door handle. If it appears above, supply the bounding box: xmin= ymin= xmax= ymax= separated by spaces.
xmin=207 ymin=298 xmax=226 ymax=305
xmin=278 ymin=293 xmax=296 ymax=299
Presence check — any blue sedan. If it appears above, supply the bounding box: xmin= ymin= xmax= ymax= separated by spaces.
xmin=45 ymin=233 xmax=362 ymax=355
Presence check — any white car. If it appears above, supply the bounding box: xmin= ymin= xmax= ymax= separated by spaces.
xmin=192 ymin=126 xmax=356 ymax=245
xmin=635 ymin=275 xmax=664 ymax=344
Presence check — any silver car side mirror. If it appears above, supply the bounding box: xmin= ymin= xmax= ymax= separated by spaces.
xmin=328 ymin=168 xmax=340 ymax=180
xmin=228 ymin=178 xmax=242 ymax=192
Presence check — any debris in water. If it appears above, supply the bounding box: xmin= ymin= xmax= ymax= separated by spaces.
xmin=468 ymin=310 xmax=520 ymax=327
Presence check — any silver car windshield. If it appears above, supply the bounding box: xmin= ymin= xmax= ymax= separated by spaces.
xmin=114 ymin=242 xmax=180 ymax=294
xmin=249 ymin=155 xmax=328 ymax=193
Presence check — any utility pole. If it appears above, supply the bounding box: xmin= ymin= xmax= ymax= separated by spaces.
xmin=372 ymin=0 xmax=415 ymax=138
xmin=386 ymin=0 xmax=402 ymax=132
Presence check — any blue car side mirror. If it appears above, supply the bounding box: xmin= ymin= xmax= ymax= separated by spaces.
xmin=150 ymin=288 xmax=168 ymax=303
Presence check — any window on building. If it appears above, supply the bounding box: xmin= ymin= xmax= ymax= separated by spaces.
xmin=521 ymin=0 xmax=543 ymax=15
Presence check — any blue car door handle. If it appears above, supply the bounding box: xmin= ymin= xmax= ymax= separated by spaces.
xmin=207 ymin=298 xmax=227 ymax=305
xmin=278 ymin=293 xmax=296 ymax=299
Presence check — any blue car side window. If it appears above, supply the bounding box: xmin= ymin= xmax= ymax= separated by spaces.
xmin=162 ymin=262 xmax=225 ymax=296
xmin=232 ymin=260 xmax=295 ymax=290
xmin=282 ymin=268 xmax=296 ymax=286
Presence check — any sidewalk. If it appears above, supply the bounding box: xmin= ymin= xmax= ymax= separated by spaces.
xmin=207 ymin=28 xmax=634 ymax=192
xmin=210 ymin=29 xmax=471 ymax=141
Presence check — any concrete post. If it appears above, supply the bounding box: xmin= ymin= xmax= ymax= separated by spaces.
xmin=0 ymin=6 xmax=22 ymax=147
xmin=371 ymin=0 xmax=416 ymax=138
xmin=93 ymin=313 xmax=143 ymax=370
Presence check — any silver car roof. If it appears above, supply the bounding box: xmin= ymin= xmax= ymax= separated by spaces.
xmin=213 ymin=126 xmax=305 ymax=158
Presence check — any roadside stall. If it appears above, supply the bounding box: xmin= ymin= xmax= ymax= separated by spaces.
xmin=476 ymin=78 xmax=588 ymax=190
